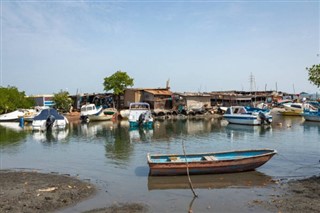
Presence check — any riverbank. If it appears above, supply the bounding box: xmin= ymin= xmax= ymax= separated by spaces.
xmin=1 ymin=170 xmax=319 ymax=213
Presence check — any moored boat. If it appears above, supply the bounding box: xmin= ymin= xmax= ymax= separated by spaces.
xmin=279 ymin=103 xmax=303 ymax=116
xmin=32 ymin=108 xmax=68 ymax=131
xmin=147 ymin=149 xmax=277 ymax=176
xmin=223 ymin=106 xmax=272 ymax=125
xmin=80 ymin=104 xmax=117 ymax=122
xmin=0 ymin=110 xmax=27 ymax=122
xmin=128 ymin=102 xmax=153 ymax=128
xmin=302 ymin=108 xmax=320 ymax=122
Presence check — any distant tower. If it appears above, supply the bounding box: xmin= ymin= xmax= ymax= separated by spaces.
xmin=249 ymin=73 xmax=255 ymax=92
xmin=166 ymin=79 xmax=170 ymax=89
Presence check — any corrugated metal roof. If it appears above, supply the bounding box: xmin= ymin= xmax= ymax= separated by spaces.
xmin=144 ymin=89 xmax=172 ymax=96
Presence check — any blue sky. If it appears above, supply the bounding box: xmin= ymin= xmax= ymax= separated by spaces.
xmin=1 ymin=1 xmax=319 ymax=95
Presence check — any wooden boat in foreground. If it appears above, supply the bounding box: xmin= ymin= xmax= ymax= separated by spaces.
xmin=147 ymin=149 xmax=276 ymax=176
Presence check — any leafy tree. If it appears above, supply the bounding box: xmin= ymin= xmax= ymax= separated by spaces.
xmin=0 ymin=86 xmax=34 ymax=114
xmin=52 ymin=90 xmax=73 ymax=113
xmin=103 ymin=71 xmax=134 ymax=108
xmin=306 ymin=64 xmax=320 ymax=88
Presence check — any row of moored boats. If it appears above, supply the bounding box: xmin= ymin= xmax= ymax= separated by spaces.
xmin=0 ymin=101 xmax=319 ymax=132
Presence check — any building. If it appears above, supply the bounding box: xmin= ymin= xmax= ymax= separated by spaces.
xmin=123 ymin=88 xmax=173 ymax=110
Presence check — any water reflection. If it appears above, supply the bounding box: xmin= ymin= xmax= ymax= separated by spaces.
xmin=225 ymin=124 xmax=272 ymax=139
xmin=153 ymin=118 xmax=223 ymax=140
xmin=129 ymin=127 xmax=153 ymax=143
xmin=104 ymin=124 xmax=133 ymax=164
xmin=0 ymin=122 xmax=28 ymax=146
xmin=32 ymin=129 xmax=69 ymax=142
xmin=148 ymin=171 xmax=273 ymax=190
xmin=302 ymin=121 xmax=320 ymax=133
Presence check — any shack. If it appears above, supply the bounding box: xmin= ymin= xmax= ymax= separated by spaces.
xmin=123 ymin=88 xmax=172 ymax=110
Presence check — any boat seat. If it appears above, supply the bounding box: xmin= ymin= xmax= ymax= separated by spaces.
xmin=169 ymin=157 xmax=182 ymax=162
xmin=203 ymin=156 xmax=218 ymax=161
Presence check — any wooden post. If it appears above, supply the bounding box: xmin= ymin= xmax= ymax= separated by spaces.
xmin=182 ymin=140 xmax=198 ymax=198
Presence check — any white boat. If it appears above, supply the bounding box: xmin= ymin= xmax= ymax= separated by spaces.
xmin=128 ymin=102 xmax=153 ymax=128
xmin=0 ymin=110 xmax=26 ymax=122
xmin=32 ymin=108 xmax=68 ymax=131
xmin=80 ymin=104 xmax=117 ymax=122
xmin=223 ymin=106 xmax=272 ymax=125
xmin=119 ymin=109 xmax=130 ymax=119
xmin=280 ymin=103 xmax=303 ymax=116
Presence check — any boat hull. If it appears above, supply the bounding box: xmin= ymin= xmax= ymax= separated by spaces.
xmin=129 ymin=121 xmax=153 ymax=128
xmin=302 ymin=112 xmax=320 ymax=122
xmin=148 ymin=149 xmax=276 ymax=176
xmin=223 ymin=115 xmax=262 ymax=125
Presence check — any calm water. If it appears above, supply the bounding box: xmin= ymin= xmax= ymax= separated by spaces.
xmin=1 ymin=113 xmax=319 ymax=213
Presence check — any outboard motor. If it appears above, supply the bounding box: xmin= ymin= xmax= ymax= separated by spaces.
xmin=138 ymin=113 xmax=146 ymax=125
xmin=258 ymin=112 xmax=267 ymax=125
xmin=46 ymin=115 xmax=56 ymax=130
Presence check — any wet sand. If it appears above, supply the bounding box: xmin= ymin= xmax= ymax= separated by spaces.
xmin=0 ymin=170 xmax=319 ymax=213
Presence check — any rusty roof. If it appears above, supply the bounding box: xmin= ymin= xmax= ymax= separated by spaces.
xmin=144 ymin=89 xmax=172 ymax=96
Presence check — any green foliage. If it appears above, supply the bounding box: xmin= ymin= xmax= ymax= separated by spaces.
xmin=103 ymin=71 xmax=134 ymax=95
xmin=0 ymin=86 xmax=34 ymax=114
xmin=53 ymin=90 xmax=73 ymax=113
xmin=306 ymin=64 xmax=320 ymax=88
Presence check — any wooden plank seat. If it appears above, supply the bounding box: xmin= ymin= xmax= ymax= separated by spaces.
xmin=203 ymin=155 xmax=218 ymax=161
xmin=169 ymin=156 xmax=182 ymax=162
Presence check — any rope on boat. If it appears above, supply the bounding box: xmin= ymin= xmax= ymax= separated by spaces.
xmin=277 ymin=153 xmax=320 ymax=169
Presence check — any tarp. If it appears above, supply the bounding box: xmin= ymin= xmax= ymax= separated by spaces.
xmin=33 ymin=108 xmax=65 ymax=121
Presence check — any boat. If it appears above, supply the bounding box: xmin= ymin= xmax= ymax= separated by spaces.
xmin=32 ymin=108 xmax=68 ymax=131
xmin=223 ymin=106 xmax=272 ymax=125
xmin=128 ymin=102 xmax=153 ymax=128
xmin=80 ymin=104 xmax=117 ymax=122
xmin=302 ymin=108 xmax=320 ymax=122
xmin=0 ymin=109 xmax=27 ymax=122
xmin=147 ymin=149 xmax=276 ymax=176
xmin=279 ymin=103 xmax=303 ymax=116
xmin=119 ymin=109 xmax=130 ymax=119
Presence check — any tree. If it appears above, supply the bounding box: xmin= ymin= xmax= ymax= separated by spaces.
xmin=306 ymin=64 xmax=320 ymax=88
xmin=0 ymin=86 xmax=34 ymax=114
xmin=103 ymin=71 xmax=134 ymax=109
xmin=52 ymin=90 xmax=73 ymax=113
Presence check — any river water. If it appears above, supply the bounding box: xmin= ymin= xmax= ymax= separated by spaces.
xmin=0 ymin=112 xmax=319 ymax=212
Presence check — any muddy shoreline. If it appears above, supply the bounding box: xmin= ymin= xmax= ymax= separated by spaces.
xmin=0 ymin=170 xmax=319 ymax=213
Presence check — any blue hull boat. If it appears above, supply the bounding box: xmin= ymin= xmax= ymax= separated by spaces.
xmin=147 ymin=149 xmax=276 ymax=176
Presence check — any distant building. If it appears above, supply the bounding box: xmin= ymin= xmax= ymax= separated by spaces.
xmin=208 ymin=91 xmax=277 ymax=107
xmin=31 ymin=95 xmax=55 ymax=107
xmin=123 ymin=88 xmax=173 ymax=109
xmin=173 ymin=92 xmax=211 ymax=112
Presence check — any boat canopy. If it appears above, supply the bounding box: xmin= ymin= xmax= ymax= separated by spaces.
xmin=33 ymin=108 xmax=65 ymax=120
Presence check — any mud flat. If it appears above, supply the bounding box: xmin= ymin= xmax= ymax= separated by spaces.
xmin=1 ymin=170 xmax=319 ymax=213
xmin=0 ymin=170 xmax=95 ymax=213
xmin=256 ymin=175 xmax=320 ymax=213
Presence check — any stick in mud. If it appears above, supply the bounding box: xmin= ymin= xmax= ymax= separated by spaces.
xmin=182 ymin=139 xmax=198 ymax=198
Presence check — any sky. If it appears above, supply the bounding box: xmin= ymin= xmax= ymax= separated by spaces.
xmin=1 ymin=0 xmax=319 ymax=95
